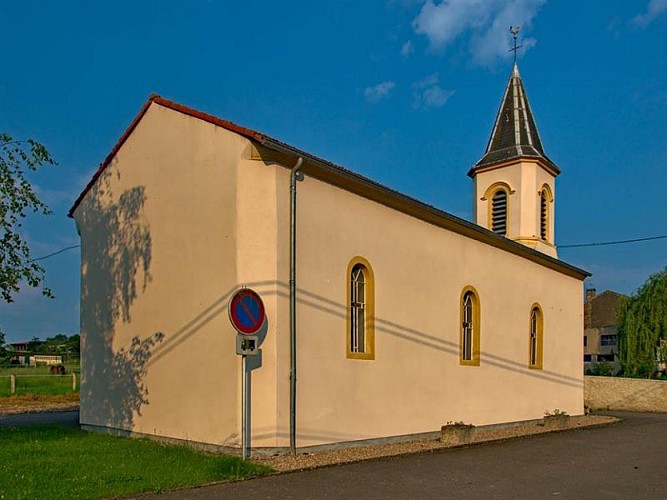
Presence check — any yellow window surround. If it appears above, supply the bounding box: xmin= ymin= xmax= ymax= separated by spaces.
xmin=482 ymin=182 xmax=514 ymax=236
xmin=460 ymin=285 xmax=481 ymax=366
xmin=346 ymin=256 xmax=375 ymax=360
xmin=529 ymin=303 xmax=544 ymax=369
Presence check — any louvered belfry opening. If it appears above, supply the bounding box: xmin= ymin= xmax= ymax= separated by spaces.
xmin=540 ymin=191 xmax=548 ymax=240
xmin=491 ymin=189 xmax=508 ymax=235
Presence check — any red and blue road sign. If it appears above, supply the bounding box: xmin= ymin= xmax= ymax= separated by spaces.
xmin=229 ymin=288 xmax=266 ymax=335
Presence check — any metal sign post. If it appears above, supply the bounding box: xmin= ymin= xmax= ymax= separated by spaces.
xmin=228 ymin=288 xmax=265 ymax=461
xmin=241 ymin=354 xmax=248 ymax=460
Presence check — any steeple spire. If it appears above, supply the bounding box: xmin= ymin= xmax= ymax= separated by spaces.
xmin=469 ymin=61 xmax=559 ymax=176
xmin=468 ymin=45 xmax=560 ymax=259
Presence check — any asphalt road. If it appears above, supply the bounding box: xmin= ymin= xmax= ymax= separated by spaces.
xmin=0 ymin=410 xmax=79 ymax=427
xmin=153 ymin=412 xmax=667 ymax=500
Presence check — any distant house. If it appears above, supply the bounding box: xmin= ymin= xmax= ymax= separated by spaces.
xmin=7 ymin=341 xmax=62 ymax=366
xmin=584 ymin=289 xmax=625 ymax=373
xmin=9 ymin=341 xmax=37 ymax=352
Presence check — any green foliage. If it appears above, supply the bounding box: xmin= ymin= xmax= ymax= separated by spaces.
xmin=0 ymin=329 xmax=6 ymax=362
xmin=29 ymin=333 xmax=80 ymax=355
xmin=0 ymin=133 xmax=56 ymax=303
xmin=617 ymin=269 xmax=667 ymax=378
xmin=544 ymin=408 xmax=568 ymax=417
xmin=586 ymin=360 xmax=614 ymax=377
xmin=0 ymin=425 xmax=272 ymax=499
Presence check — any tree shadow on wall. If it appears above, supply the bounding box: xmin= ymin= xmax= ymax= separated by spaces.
xmin=77 ymin=166 xmax=162 ymax=430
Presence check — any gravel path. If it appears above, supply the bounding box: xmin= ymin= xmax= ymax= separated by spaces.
xmin=253 ymin=415 xmax=618 ymax=472
xmin=0 ymin=395 xmax=79 ymax=415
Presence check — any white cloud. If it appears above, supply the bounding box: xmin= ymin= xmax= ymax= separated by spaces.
xmin=412 ymin=0 xmax=546 ymax=67
xmin=412 ymin=73 xmax=455 ymax=109
xmin=423 ymin=86 xmax=455 ymax=107
xmin=364 ymin=81 xmax=396 ymax=103
xmin=401 ymin=40 xmax=414 ymax=56
xmin=413 ymin=73 xmax=440 ymax=89
xmin=631 ymin=0 xmax=667 ymax=27
xmin=33 ymin=184 xmax=79 ymax=208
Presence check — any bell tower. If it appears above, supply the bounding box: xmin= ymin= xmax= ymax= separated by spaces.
xmin=469 ymin=60 xmax=559 ymax=258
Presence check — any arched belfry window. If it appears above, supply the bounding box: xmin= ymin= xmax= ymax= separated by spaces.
xmin=539 ymin=185 xmax=553 ymax=242
xmin=529 ymin=304 xmax=544 ymax=369
xmin=347 ymin=257 xmax=375 ymax=360
xmin=491 ymin=189 xmax=508 ymax=235
xmin=460 ymin=287 xmax=481 ymax=366
xmin=483 ymin=183 xmax=513 ymax=237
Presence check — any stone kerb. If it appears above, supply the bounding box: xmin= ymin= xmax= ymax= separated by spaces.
xmin=585 ymin=376 xmax=667 ymax=413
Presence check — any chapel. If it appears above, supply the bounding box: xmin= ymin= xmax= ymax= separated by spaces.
xmin=70 ymin=60 xmax=587 ymax=453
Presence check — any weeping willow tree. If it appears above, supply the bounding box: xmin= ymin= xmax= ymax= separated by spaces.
xmin=617 ymin=269 xmax=667 ymax=378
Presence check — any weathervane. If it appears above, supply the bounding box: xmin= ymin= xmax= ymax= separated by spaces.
xmin=509 ymin=26 xmax=522 ymax=63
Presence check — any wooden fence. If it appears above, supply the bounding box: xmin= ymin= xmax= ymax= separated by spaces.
xmin=1 ymin=373 xmax=77 ymax=395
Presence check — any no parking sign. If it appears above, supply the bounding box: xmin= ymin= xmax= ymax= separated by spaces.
xmin=229 ymin=288 xmax=265 ymax=335
xmin=228 ymin=287 xmax=267 ymax=460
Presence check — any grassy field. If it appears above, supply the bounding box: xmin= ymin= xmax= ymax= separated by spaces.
xmin=0 ymin=365 xmax=80 ymax=376
xmin=0 ymin=365 xmax=80 ymax=397
xmin=0 ymin=374 xmax=78 ymax=397
xmin=0 ymin=425 xmax=272 ymax=499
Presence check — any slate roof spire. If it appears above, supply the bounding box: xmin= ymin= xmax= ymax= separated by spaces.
xmin=470 ymin=62 xmax=559 ymax=176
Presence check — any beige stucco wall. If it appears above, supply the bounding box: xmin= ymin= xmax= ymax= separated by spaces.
xmin=280 ymin=171 xmax=582 ymax=448
xmin=585 ymin=376 xmax=667 ymax=412
xmin=74 ymin=103 xmax=584 ymax=451
xmin=474 ymin=161 xmax=556 ymax=257
xmin=74 ymin=103 xmax=251 ymax=446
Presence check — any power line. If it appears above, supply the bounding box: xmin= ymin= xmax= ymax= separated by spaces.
xmin=559 ymin=235 xmax=667 ymax=249
xmin=20 ymin=233 xmax=667 ymax=261
xmin=31 ymin=245 xmax=80 ymax=262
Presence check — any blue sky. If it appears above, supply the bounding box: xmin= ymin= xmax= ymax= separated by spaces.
xmin=1 ymin=0 xmax=666 ymax=343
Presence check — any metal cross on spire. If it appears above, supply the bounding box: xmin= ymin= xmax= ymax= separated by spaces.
xmin=509 ymin=26 xmax=522 ymax=63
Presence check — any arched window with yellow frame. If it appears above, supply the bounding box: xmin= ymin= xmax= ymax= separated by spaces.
xmin=529 ymin=304 xmax=544 ymax=369
xmin=460 ymin=286 xmax=481 ymax=366
xmin=347 ymin=256 xmax=375 ymax=360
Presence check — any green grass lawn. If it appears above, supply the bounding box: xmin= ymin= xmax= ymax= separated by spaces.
xmin=0 ymin=365 xmax=80 ymax=376
xmin=0 ymin=425 xmax=272 ymax=499
xmin=0 ymin=365 xmax=80 ymax=397
xmin=0 ymin=375 xmax=76 ymax=397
